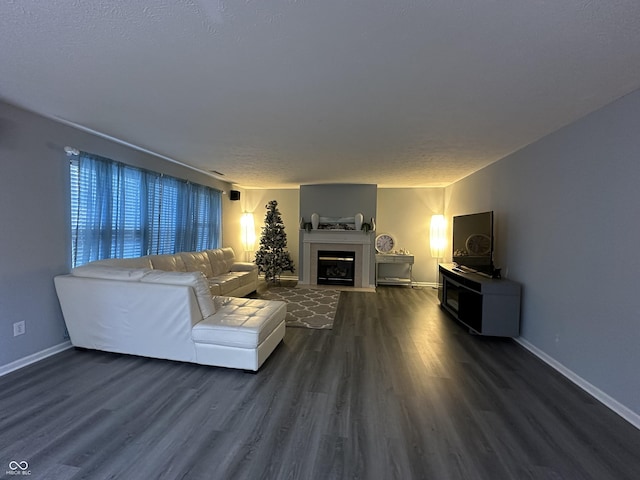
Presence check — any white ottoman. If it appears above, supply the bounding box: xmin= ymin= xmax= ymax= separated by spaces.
xmin=192 ymin=297 xmax=286 ymax=371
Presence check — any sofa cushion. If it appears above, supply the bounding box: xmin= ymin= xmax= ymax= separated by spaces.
xmin=223 ymin=271 xmax=256 ymax=288
xmin=150 ymin=254 xmax=187 ymax=272
xmin=207 ymin=281 xmax=222 ymax=296
xmin=192 ymin=297 xmax=286 ymax=349
xmin=208 ymin=273 xmax=242 ymax=296
xmin=220 ymin=247 xmax=236 ymax=271
xmin=140 ymin=271 xmax=216 ymax=319
xmin=179 ymin=251 xmax=214 ymax=278
xmin=230 ymin=262 xmax=258 ymax=273
xmin=72 ymin=265 xmax=152 ymax=281
xmin=239 ymin=270 xmax=258 ymax=287
xmin=204 ymin=249 xmax=227 ymax=276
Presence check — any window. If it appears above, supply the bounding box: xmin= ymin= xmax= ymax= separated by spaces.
xmin=70 ymin=152 xmax=221 ymax=267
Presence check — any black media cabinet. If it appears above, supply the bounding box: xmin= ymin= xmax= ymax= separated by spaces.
xmin=438 ymin=263 xmax=521 ymax=337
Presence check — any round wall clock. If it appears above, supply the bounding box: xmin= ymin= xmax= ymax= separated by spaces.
xmin=375 ymin=233 xmax=396 ymax=253
xmin=465 ymin=234 xmax=491 ymax=255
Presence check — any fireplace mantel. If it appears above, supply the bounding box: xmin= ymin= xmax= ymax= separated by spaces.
xmin=300 ymin=230 xmax=374 ymax=288
xmin=303 ymin=230 xmax=372 ymax=244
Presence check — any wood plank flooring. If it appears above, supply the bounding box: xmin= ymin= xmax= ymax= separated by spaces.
xmin=1 ymin=286 xmax=639 ymax=479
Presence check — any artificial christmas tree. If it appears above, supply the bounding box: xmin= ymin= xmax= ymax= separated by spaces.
xmin=254 ymin=200 xmax=295 ymax=283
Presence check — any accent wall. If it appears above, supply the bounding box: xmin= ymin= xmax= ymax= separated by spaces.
xmin=444 ymin=89 xmax=640 ymax=424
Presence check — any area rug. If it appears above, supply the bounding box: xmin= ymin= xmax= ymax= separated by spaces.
xmin=260 ymin=287 xmax=341 ymax=329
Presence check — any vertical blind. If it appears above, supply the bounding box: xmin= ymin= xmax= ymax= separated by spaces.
xmin=70 ymin=152 xmax=221 ymax=267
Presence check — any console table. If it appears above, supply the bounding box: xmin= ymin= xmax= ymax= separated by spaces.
xmin=438 ymin=263 xmax=521 ymax=336
xmin=375 ymin=253 xmax=414 ymax=286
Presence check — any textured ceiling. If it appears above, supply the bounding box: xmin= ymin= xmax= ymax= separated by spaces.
xmin=2 ymin=1 xmax=640 ymax=188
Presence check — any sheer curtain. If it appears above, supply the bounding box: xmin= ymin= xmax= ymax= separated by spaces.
xmin=71 ymin=153 xmax=146 ymax=265
xmin=71 ymin=152 xmax=221 ymax=267
xmin=174 ymin=181 xmax=222 ymax=252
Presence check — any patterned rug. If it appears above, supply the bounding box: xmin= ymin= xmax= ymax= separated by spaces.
xmin=259 ymin=287 xmax=341 ymax=329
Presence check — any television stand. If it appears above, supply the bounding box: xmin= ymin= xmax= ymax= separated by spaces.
xmin=438 ymin=263 xmax=521 ymax=337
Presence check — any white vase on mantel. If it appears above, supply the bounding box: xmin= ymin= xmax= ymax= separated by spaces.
xmin=355 ymin=213 xmax=363 ymax=230
xmin=311 ymin=213 xmax=319 ymax=230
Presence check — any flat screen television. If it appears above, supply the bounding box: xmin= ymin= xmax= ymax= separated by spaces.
xmin=452 ymin=211 xmax=494 ymax=275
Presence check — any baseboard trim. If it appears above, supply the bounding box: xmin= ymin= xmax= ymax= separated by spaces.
xmin=514 ymin=337 xmax=640 ymax=430
xmin=260 ymin=274 xmax=299 ymax=282
xmin=0 ymin=341 xmax=73 ymax=378
xmin=410 ymin=281 xmax=437 ymax=288
xmin=278 ymin=275 xmax=299 ymax=281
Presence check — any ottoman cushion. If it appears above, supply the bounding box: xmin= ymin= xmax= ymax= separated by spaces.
xmin=192 ymin=297 xmax=286 ymax=349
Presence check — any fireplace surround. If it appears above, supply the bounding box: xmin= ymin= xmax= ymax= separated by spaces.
xmin=300 ymin=230 xmax=373 ymax=289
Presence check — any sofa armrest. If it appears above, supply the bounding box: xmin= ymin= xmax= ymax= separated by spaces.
xmin=230 ymin=262 xmax=258 ymax=272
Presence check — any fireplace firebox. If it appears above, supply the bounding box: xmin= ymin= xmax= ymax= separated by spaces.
xmin=317 ymin=250 xmax=355 ymax=286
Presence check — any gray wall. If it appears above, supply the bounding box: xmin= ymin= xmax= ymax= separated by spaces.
xmin=0 ymin=101 xmax=231 ymax=370
xmin=445 ymin=89 xmax=640 ymax=419
xmin=299 ymin=184 xmax=377 ymax=284
xmin=376 ymin=188 xmax=444 ymax=284
xmin=300 ymin=184 xmax=377 ymax=222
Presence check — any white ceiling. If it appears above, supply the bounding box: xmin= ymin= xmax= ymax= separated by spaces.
xmin=2 ymin=1 xmax=640 ymax=189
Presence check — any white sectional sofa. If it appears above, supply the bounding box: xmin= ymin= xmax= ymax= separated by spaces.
xmin=54 ymin=248 xmax=286 ymax=371
xmin=90 ymin=247 xmax=258 ymax=298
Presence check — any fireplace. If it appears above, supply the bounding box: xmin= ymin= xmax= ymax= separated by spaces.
xmin=317 ymin=250 xmax=355 ymax=286
xmin=300 ymin=230 xmax=373 ymax=289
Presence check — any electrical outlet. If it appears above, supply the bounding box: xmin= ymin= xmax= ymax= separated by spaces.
xmin=13 ymin=321 xmax=25 ymax=337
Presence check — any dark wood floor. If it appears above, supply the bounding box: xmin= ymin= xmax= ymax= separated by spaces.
xmin=1 ymin=286 xmax=639 ymax=480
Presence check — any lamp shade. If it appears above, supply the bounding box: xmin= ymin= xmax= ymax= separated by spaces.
xmin=241 ymin=212 xmax=256 ymax=252
xmin=429 ymin=214 xmax=447 ymax=258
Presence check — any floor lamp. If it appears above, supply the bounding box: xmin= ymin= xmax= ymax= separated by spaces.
xmin=241 ymin=212 xmax=256 ymax=262
xmin=429 ymin=214 xmax=446 ymax=288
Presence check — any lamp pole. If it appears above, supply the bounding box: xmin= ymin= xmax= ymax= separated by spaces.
xmin=430 ymin=214 xmax=446 ymax=289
